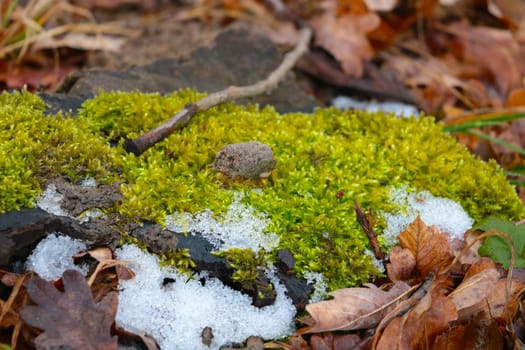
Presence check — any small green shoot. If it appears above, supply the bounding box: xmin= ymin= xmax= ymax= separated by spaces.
xmin=476 ymin=216 xmax=525 ymax=268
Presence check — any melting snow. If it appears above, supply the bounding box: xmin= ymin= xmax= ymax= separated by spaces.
xmin=382 ymin=186 xmax=474 ymax=246
xmin=26 ymin=233 xmax=89 ymax=280
xmin=165 ymin=194 xmax=279 ymax=252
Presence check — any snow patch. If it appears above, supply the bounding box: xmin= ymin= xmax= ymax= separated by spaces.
xmin=333 ymin=96 xmax=420 ymax=117
xmin=26 ymin=233 xmax=89 ymax=280
xmin=36 ymin=183 xmax=68 ymax=217
xmin=303 ymin=271 xmax=328 ymax=303
xmin=165 ymin=194 xmax=279 ymax=251
xmin=115 ymin=244 xmax=296 ymax=350
xmin=382 ymin=187 xmax=474 ymax=246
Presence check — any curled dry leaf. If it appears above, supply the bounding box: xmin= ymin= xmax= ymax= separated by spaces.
xmin=302 ymin=281 xmax=411 ymax=333
xmin=20 ymin=269 xmax=118 ymax=350
xmin=375 ymin=277 xmax=458 ymax=349
xmin=398 ymin=215 xmax=455 ymax=279
xmin=309 ymin=6 xmax=380 ymax=77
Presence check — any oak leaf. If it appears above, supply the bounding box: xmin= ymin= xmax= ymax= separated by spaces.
xmin=302 ymin=281 xmax=411 ymax=333
xmin=398 ymin=215 xmax=454 ymax=278
xmin=20 ymin=269 xmax=118 ymax=350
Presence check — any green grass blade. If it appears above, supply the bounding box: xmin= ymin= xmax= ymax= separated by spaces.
xmin=462 ymin=130 xmax=525 ymax=156
xmin=443 ymin=113 xmax=525 ymax=133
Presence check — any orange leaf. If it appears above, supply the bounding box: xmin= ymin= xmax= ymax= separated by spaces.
xmin=302 ymin=281 xmax=411 ymax=333
xmin=398 ymin=215 xmax=454 ymax=278
xmin=506 ymin=88 xmax=525 ymax=107
xmin=309 ymin=4 xmax=379 ymax=77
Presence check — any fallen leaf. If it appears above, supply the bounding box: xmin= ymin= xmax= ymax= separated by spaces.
xmin=302 ymin=281 xmax=411 ymax=333
xmin=386 ymin=246 xmax=416 ymax=282
xmin=432 ymin=318 xmax=504 ymax=350
xmin=446 ymin=22 xmax=525 ymax=98
xmin=477 ymin=277 xmax=525 ymax=320
xmin=375 ymin=277 xmax=457 ymax=349
xmin=20 ymin=269 xmax=118 ymax=350
xmin=309 ymin=4 xmax=380 ymax=77
xmin=74 ymin=247 xmax=113 ymax=262
xmin=398 ymin=215 xmax=455 ymax=278
xmin=448 ymin=258 xmax=500 ymax=321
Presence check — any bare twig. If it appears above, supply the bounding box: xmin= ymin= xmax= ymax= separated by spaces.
xmin=354 ymin=201 xmax=385 ymax=260
xmin=123 ymin=26 xmax=312 ymax=156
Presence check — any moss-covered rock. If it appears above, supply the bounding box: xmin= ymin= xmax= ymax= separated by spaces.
xmin=1 ymin=89 xmax=523 ymax=290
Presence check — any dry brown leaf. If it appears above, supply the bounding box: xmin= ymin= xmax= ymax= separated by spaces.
xmin=20 ymin=269 xmax=118 ymax=350
xmin=432 ymin=318 xmax=504 ymax=350
xmin=309 ymin=4 xmax=380 ymax=77
xmin=303 ymin=281 xmax=411 ymax=333
xmin=448 ymin=258 xmax=500 ymax=321
xmin=74 ymin=247 xmax=113 ymax=262
xmin=375 ymin=277 xmax=457 ymax=349
xmin=398 ymin=215 xmax=455 ymax=278
xmin=446 ymin=22 xmax=525 ymax=98
xmin=386 ymin=246 xmax=416 ymax=282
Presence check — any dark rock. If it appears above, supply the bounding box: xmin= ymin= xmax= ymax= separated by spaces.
xmin=171 ymin=231 xmax=233 ymax=283
xmin=276 ymin=249 xmax=295 ymax=272
xmin=276 ymin=272 xmax=314 ymax=312
xmin=129 ymin=222 xmax=178 ymax=255
xmin=42 ymin=27 xmax=318 ymax=115
xmin=0 ymin=208 xmax=120 ymax=268
xmin=250 ymin=271 xmax=276 ymax=307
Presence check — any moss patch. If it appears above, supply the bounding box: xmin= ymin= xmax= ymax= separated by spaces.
xmin=1 ymin=89 xmax=523 ymax=289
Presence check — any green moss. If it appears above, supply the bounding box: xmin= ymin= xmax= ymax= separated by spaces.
xmin=2 ymin=89 xmax=524 ymax=290
xmin=0 ymin=89 xmax=120 ymax=212
xmin=215 ymin=248 xmax=270 ymax=287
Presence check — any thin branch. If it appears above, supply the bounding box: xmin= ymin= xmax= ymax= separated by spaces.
xmin=123 ymin=26 xmax=312 ymax=156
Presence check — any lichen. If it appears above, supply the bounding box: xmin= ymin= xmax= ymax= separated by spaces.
xmin=2 ymin=89 xmax=524 ymax=290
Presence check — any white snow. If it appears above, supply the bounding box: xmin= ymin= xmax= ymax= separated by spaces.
xmin=26 ymin=233 xmax=89 ymax=280
xmin=332 ymin=96 xmax=420 ymax=117
xmin=382 ymin=186 xmax=474 ymax=246
xmin=36 ymin=183 xmax=68 ymax=217
xmin=115 ymin=245 xmax=296 ymax=350
xmin=303 ymin=271 xmax=328 ymax=303
xmin=165 ymin=194 xmax=279 ymax=252
xmin=25 ymin=184 xmax=475 ymax=349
